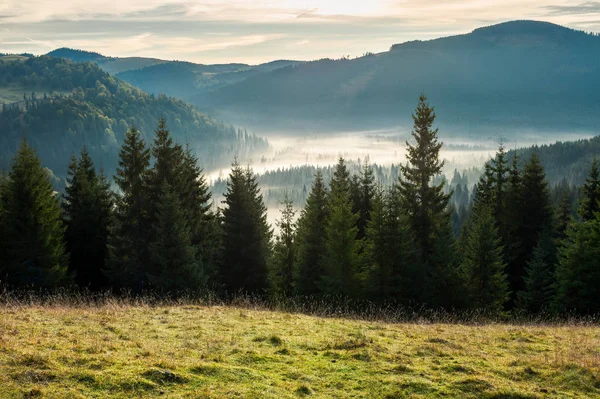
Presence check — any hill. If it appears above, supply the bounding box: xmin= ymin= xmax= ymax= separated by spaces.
xmin=46 ymin=48 xmax=300 ymax=100
xmin=0 ymin=56 xmax=267 ymax=182
xmin=192 ymin=20 xmax=600 ymax=133
xmin=1 ymin=302 xmax=598 ymax=398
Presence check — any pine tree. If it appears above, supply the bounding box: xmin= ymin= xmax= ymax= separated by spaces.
xmin=554 ymin=216 xmax=600 ymax=314
xmin=364 ymin=186 xmax=417 ymax=303
xmin=148 ymin=182 xmax=202 ymax=293
xmin=294 ymin=170 xmax=329 ymax=296
xmin=62 ymin=148 xmax=113 ymax=290
xmin=320 ymin=183 xmax=362 ymax=297
xmin=148 ymin=117 xmax=184 ymax=193
xmin=179 ymin=145 xmax=219 ymax=284
xmin=0 ymin=140 xmax=67 ymax=288
xmin=221 ymin=162 xmax=272 ymax=294
xmin=555 ymin=191 xmax=573 ymax=244
xmin=270 ymin=194 xmax=296 ymax=297
xmin=461 ymin=206 xmax=509 ymax=313
xmin=579 ymin=158 xmax=600 ymax=222
xmin=330 ymin=157 xmax=351 ymax=199
xmin=107 ymin=126 xmax=151 ymax=290
xmin=510 ymin=153 xmax=553 ymax=306
xmin=398 ymin=95 xmax=451 ymax=263
xmin=356 ymin=161 xmax=375 ymax=240
xmin=517 ymin=231 xmax=556 ymax=314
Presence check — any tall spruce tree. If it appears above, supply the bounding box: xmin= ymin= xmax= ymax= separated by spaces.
xmin=356 ymin=161 xmax=375 ymax=240
xmin=180 ymin=145 xmax=219 ymax=283
xmin=148 ymin=182 xmax=202 ymax=292
xmin=320 ymin=158 xmax=362 ymax=297
xmin=398 ymin=95 xmax=451 ymax=263
xmin=554 ymin=215 xmax=600 ymax=314
xmin=510 ymin=153 xmax=553 ymax=306
xmin=294 ymin=170 xmax=329 ymax=296
xmin=364 ymin=186 xmax=417 ymax=303
xmin=0 ymin=140 xmax=67 ymax=288
xmin=62 ymin=148 xmax=113 ymax=289
xmin=397 ymin=95 xmax=452 ymax=303
xmin=516 ymin=231 xmax=556 ymax=314
xmin=221 ymin=162 xmax=272 ymax=294
xmin=270 ymin=194 xmax=296 ymax=297
xmin=579 ymin=158 xmax=600 ymax=222
xmin=108 ymin=126 xmax=151 ymax=290
xmin=461 ymin=206 xmax=509 ymax=313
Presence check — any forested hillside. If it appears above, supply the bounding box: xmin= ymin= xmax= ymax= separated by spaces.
xmin=194 ymin=21 xmax=600 ymax=132
xmin=47 ymin=48 xmax=299 ymax=101
xmin=0 ymin=56 xmax=268 ymax=182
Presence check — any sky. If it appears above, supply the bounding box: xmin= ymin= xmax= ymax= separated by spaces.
xmin=1 ymin=0 xmax=600 ymax=64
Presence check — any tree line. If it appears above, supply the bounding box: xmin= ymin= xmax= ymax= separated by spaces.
xmin=0 ymin=96 xmax=598 ymax=315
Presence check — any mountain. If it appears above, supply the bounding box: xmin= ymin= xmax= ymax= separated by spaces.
xmin=190 ymin=21 xmax=600 ymax=133
xmin=46 ymin=48 xmax=300 ymax=100
xmin=0 ymin=56 xmax=268 ymax=183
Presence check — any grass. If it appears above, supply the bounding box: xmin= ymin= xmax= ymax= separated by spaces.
xmin=0 ymin=84 xmax=71 ymax=104
xmin=0 ymin=301 xmax=599 ymax=398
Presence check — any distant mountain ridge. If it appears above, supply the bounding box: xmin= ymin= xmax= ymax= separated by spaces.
xmin=189 ymin=20 xmax=600 ymax=133
xmin=45 ymin=48 xmax=302 ymax=100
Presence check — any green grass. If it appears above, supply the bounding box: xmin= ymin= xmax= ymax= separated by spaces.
xmin=0 ymin=304 xmax=599 ymax=398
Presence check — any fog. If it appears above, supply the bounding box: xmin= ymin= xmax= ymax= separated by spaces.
xmin=206 ymin=128 xmax=594 ymax=230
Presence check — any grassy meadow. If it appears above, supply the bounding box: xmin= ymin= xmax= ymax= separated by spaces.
xmin=0 ymin=301 xmax=599 ymax=398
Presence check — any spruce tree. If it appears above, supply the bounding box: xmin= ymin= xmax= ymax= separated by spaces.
xmin=178 ymin=144 xmax=219 ymax=284
xmin=294 ymin=170 xmax=329 ymax=296
xmin=554 ymin=216 xmax=600 ymax=314
xmin=397 ymin=95 xmax=452 ymax=303
xmin=270 ymin=194 xmax=296 ymax=297
xmin=356 ymin=161 xmax=375 ymax=240
xmin=108 ymin=126 xmax=151 ymax=290
xmin=517 ymin=231 xmax=556 ymax=314
xmin=221 ymin=162 xmax=272 ymax=294
xmin=461 ymin=206 xmax=509 ymax=313
xmin=320 ymin=181 xmax=362 ymax=297
xmin=579 ymin=158 xmax=600 ymax=222
xmin=148 ymin=182 xmax=202 ymax=293
xmin=364 ymin=186 xmax=417 ymax=303
xmin=0 ymin=140 xmax=67 ymax=288
xmin=555 ymin=191 xmax=573 ymax=244
xmin=398 ymin=95 xmax=451 ymax=263
xmin=62 ymin=148 xmax=113 ymax=290
xmin=510 ymin=153 xmax=553 ymax=305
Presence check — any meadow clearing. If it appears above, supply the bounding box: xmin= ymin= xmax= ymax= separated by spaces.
xmin=0 ymin=300 xmax=599 ymax=398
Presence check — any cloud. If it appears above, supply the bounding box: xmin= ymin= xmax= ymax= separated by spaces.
xmin=543 ymin=2 xmax=600 ymax=16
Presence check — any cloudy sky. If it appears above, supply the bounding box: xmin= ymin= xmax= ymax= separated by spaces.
xmin=1 ymin=0 xmax=599 ymax=64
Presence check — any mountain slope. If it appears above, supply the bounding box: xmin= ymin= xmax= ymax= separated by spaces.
xmin=193 ymin=20 xmax=600 ymax=133
xmin=46 ymin=48 xmax=300 ymax=100
xmin=0 ymin=56 xmax=267 ymax=181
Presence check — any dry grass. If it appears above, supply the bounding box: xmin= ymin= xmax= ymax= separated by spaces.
xmin=0 ymin=301 xmax=599 ymax=398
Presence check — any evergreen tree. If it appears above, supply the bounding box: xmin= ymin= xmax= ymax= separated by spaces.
xmin=330 ymin=157 xmax=351 ymax=199
xmin=179 ymin=145 xmax=219 ymax=284
xmin=554 ymin=216 xmax=600 ymax=314
xmin=148 ymin=182 xmax=202 ymax=292
xmin=364 ymin=186 xmax=417 ymax=303
xmin=555 ymin=191 xmax=573 ymax=244
xmin=221 ymin=162 xmax=272 ymax=294
xmin=461 ymin=206 xmax=509 ymax=313
xmin=517 ymin=231 xmax=556 ymax=314
xmin=294 ymin=170 xmax=329 ymax=296
xmin=509 ymin=153 xmax=553 ymax=306
xmin=107 ymin=126 xmax=151 ymax=290
xmin=398 ymin=95 xmax=451 ymax=263
xmin=356 ymin=161 xmax=375 ymax=240
xmin=147 ymin=117 xmax=184 ymax=196
xmin=0 ymin=140 xmax=67 ymax=288
xmin=320 ymin=182 xmax=362 ymax=297
xmin=579 ymin=158 xmax=600 ymax=221
xmin=270 ymin=194 xmax=296 ymax=297
xmin=62 ymin=148 xmax=113 ymax=289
